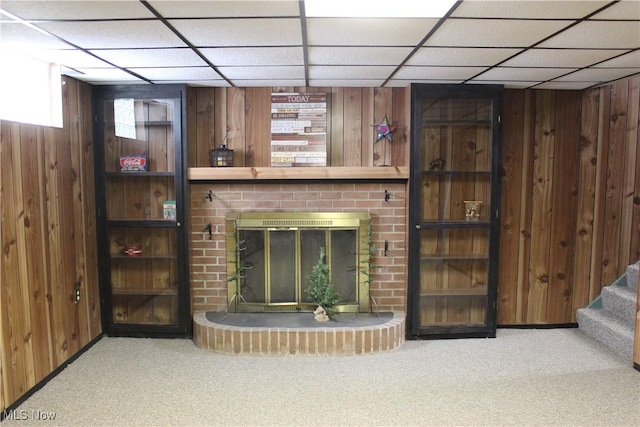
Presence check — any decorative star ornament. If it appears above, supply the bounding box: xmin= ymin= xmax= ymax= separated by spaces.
xmin=372 ymin=115 xmax=397 ymax=142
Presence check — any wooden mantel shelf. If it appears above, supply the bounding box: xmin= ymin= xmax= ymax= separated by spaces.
xmin=188 ymin=166 xmax=409 ymax=181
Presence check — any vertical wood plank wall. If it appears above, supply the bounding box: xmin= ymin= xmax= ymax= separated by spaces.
xmin=0 ymin=77 xmax=101 ymax=411
xmin=188 ymin=77 xmax=640 ymax=327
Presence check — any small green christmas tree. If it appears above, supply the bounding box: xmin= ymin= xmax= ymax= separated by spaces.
xmin=306 ymin=247 xmax=341 ymax=319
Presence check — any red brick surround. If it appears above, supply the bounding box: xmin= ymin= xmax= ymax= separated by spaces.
xmin=188 ymin=181 xmax=408 ymax=314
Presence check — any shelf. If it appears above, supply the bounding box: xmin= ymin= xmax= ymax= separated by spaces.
xmin=421 ymin=120 xmax=491 ymax=126
xmin=420 ymin=288 xmax=488 ymax=297
xmin=110 ymin=255 xmax=177 ymax=260
xmin=111 ymin=287 xmax=177 ymax=296
xmin=188 ymin=166 xmax=409 ymax=181
xmin=422 ymin=170 xmax=490 ymax=175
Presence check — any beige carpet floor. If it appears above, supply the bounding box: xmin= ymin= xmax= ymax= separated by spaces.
xmin=1 ymin=328 xmax=639 ymax=426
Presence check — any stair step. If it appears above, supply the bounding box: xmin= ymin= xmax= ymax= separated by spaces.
xmin=626 ymin=262 xmax=638 ymax=293
xmin=601 ymin=285 xmax=638 ymax=328
xmin=576 ymin=307 xmax=634 ymax=361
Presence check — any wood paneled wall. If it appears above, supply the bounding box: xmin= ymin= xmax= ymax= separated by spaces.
xmin=0 ymin=77 xmax=101 ymax=411
xmin=188 ymin=78 xmax=640 ymax=326
xmin=499 ymin=76 xmax=640 ymax=325
xmin=187 ymin=86 xmax=410 ymax=168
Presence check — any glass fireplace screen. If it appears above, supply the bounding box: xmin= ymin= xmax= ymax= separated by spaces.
xmin=225 ymin=212 xmax=371 ymax=313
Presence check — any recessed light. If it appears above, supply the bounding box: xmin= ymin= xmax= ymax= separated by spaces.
xmin=304 ymin=0 xmax=457 ymax=18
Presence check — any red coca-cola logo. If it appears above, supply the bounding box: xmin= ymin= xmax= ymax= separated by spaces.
xmin=120 ymin=157 xmax=147 ymax=167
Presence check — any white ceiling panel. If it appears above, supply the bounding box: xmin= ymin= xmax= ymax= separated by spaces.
xmin=553 ymin=67 xmax=640 ymax=82
xmin=73 ymin=67 xmax=146 ymax=83
xmin=231 ymin=79 xmax=306 ymax=87
xmin=0 ymin=22 xmax=72 ymax=50
xmin=310 ymin=79 xmax=386 ymax=87
xmin=393 ymin=66 xmax=487 ymax=80
xmin=0 ymin=0 xmax=154 ymax=20
xmin=200 ymin=47 xmax=304 ymax=66
xmin=590 ymin=0 xmax=640 ymax=20
xmin=88 ymin=48 xmax=206 ymax=68
xmin=148 ymin=0 xmax=299 ymax=18
xmin=309 ymin=65 xmax=396 ymax=79
xmin=37 ymin=49 xmax=112 ymax=68
xmin=594 ymin=50 xmax=640 ymax=68
xmin=309 ymin=47 xmax=412 ymax=65
xmin=306 ymin=18 xmax=439 ymax=46
xmin=169 ymin=18 xmax=301 ymax=46
xmin=502 ymin=48 xmax=626 ymax=68
xmin=476 ymin=67 xmax=572 ymax=81
xmin=425 ymin=19 xmax=572 ymax=47
xmin=37 ymin=20 xmax=186 ymax=49
xmin=218 ymin=66 xmax=304 ymax=79
xmin=535 ymin=81 xmax=600 ymax=90
xmin=540 ymin=21 xmax=640 ymax=49
xmin=131 ymin=67 xmax=222 ymax=81
xmin=451 ymin=1 xmax=610 ymax=19
xmin=408 ymin=47 xmax=521 ymax=66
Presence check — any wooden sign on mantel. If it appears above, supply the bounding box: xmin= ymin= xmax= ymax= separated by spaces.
xmin=270 ymin=92 xmax=327 ymax=167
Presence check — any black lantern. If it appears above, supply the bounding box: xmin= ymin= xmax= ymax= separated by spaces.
xmin=210 ymin=144 xmax=234 ymax=167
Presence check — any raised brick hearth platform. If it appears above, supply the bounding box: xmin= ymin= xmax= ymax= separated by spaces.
xmin=193 ymin=311 xmax=405 ymax=356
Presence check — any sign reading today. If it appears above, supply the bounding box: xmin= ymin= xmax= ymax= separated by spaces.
xmin=271 ymin=93 xmax=327 ymax=167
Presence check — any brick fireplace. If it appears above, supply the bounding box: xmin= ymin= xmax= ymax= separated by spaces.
xmin=189 ymin=177 xmax=408 ymax=354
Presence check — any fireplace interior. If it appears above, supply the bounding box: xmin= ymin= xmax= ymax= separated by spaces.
xmin=225 ymin=212 xmax=371 ymax=313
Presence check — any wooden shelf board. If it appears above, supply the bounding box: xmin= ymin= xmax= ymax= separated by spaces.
xmin=188 ymin=166 xmax=409 ymax=181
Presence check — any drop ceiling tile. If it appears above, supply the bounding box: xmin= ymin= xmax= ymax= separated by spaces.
xmin=0 ymin=0 xmax=154 ymax=20
xmin=476 ymin=67 xmax=572 ymax=81
xmin=200 ymin=47 xmax=304 ymax=66
xmin=73 ymin=67 xmax=146 ymax=83
xmin=218 ymin=66 xmax=304 ymax=79
xmin=590 ymin=0 xmax=640 ymax=20
xmin=452 ymin=0 xmax=609 ymax=19
xmin=309 ymin=65 xmax=396 ymax=79
xmin=388 ymin=79 xmax=464 ymax=86
xmin=593 ymin=50 xmax=640 ymax=68
xmin=393 ymin=66 xmax=487 ymax=80
xmin=37 ymin=49 xmax=111 ymax=68
xmin=553 ymin=67 xmax=640 ymax=82
xmin=535 ymin=81 xmax=599 ymax=90
xmin=306 ymin=18 xmax=439 ymax=46
xmin=539 ymin=21 xmax=640 ymax=49
xmin=310 ymin=79 xmax=386 ymax=87
xmin=502 ymin=48 xmax=627 ymax=68
xmin=169 ymin=18 xmax=301 ymax=47
xmin=0 ymin=22 xmax=71 ymax=50
xmin=89 ymin=48 xmax=206 ymax=68
xmin=37 ymin=20 xmax=186 ymax=49
xmin=425 ymin=19 xmax=572 ymax=47
xmin=130 ymin=67 xmax=222 ymax=81
xmin=147 ymin=0 xmax=299 ymax=18
xmin=231 ymin=79 xmax=307 ymax=87
xmin=178 ymin=80 xmax=231 ymax=87
xmin=408 ymin=47 xmax=521 ymax=66
xmin=308 ymin=47 xmax=412 ymax=65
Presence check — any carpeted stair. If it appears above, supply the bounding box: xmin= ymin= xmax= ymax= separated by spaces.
xmin=577 ymin=262 xmax=638 ymax=361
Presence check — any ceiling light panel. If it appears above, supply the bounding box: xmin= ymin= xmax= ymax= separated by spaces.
xmin=305 ymin=0 xmax=456 ymax=18
xmin=37 ymin=49 xmax=112 ymax=68
xmin=37 ymin=21 xmax=187 ymax=49
xmin=306 ymin=18 xmax=439 ymax=46
xmin=426 ymin=19 xmax=572 ymax=47
xmin=407 ymin=47 xmax=521 ymax=66
xmin=148 ymin=0 xmax=300 ymax=18
xmin=169 ymin=18 xmax=301 ymax=46
xmin=451 ymin=1 xmax=610 ymax=19
xmin=502 ymin=48 xmax=626 ymax=68
xmin=308 ymin=47 xmax=412 ymax=65
xmin=88 ymin=48 xmax=206 ymax=68
xmin=540 ymin=21 xmax=640 ymax=49
xmin=0 ymin=22 xmax=71 ymax=50
xmin=0 ymin=0 xmax=154 ymax=20
xmin=200 ymin=47 xmax=304 ymax=66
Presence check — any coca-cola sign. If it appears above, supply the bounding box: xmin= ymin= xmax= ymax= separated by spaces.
xmin=119 ymin=156 xmax=148 ymax=172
